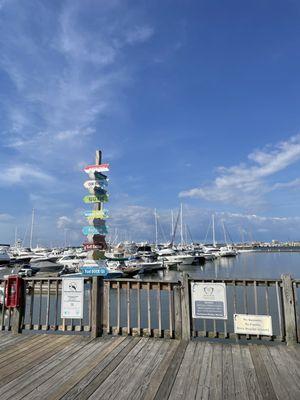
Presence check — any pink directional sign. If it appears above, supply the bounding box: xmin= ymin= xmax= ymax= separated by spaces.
xmin=84 ymin=163 xmax=110 ymax=174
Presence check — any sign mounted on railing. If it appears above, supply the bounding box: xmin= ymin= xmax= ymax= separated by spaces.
xmin=191 ymin=282 xmax=227 ymax=320
xmin=80 ymin=266 xmax=108 ymax=276
xmin=234 ymin=314 xmax=273 ymax=336
xmin=61 ymin=277 xmax=84 ymax=319
xmin=82 ymin=225 xmax=108 ymax=235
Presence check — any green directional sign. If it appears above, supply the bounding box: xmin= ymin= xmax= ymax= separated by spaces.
xmin=83 ymin=194 xmax=109 ymax=203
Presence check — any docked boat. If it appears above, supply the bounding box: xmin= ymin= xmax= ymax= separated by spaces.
xmin=0 ymin=246 xmax=10 ymax=266
xmin=219 ymin=245 xmax=237 ymax=257
xmin=165 ymin=254 xmax=195 ymax=265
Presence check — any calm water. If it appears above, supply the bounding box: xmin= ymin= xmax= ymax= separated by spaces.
xmin=146 ymin=251 xmax=300 ymax=281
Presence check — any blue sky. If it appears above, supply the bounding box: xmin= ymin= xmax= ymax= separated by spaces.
xmin=1 ymin=0 xmax=300 ymax=245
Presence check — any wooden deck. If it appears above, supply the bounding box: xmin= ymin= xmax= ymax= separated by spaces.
xmin=0 ymin=333 xmax=299 ymax=399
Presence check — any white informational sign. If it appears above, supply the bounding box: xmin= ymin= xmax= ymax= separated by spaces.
xmin=61 ymin=277 xmax=84 ymax=319
xmin=191 ymin=282 xmax=227 ymax=320
xmin=234 ymin=314 xmax=273 ymax=336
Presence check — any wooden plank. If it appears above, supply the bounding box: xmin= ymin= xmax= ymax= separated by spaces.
xmin=87 ymin=338 xmax=149 ymax=399
xmin=173 ymin=285 xmax=182 ymax=339
xmin=181 ymin=272 xmax=191 ymax=341
xmin=258 ymin=345 xmax=291 ymax=400
xmin=267 ymin=345 xmax=300 ymax=399
xmin=239 ymin=345 xmax=263 ymax=400
xmin=231 ymin=345 xmax=249 ymax=400
xmin=108 ymin=340 xmax=168 ymax=400
xmin=0 ymin=337 xmax=76 ymax=393
xmin=60 ymin=337 xmax=135 ymax=400
xmin=168 ymin=341 xmax=197 ymax=399
xmin=43 ymin=337 xmax=127 ymax=400
xmin=0 ymin=334 xmax=49 ymax=365
xmin=276 ymin=345 xmax=300 ymax=384
xmin=209 ymin=343 xmax=223 ymax=400
xmin=222 ymin=344 xmax=235 ymax=399
xmin=249 ymin=345 xmax=277 ymax=400
xmin=0 ymin=341 xmax=88 ymax=400
xmin=140 ymin=340 xmax=180 ymax=400
xmin=153 ymin=340 xmax=188 ymax=400
xmin=195 ymin=342 xmax=213 ymax=400
xmin=15 ymin=339 xmax=107 ymax=400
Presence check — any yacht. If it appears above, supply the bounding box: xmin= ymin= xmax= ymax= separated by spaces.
xmin=219 ymin=245 xmax=237 ymax=257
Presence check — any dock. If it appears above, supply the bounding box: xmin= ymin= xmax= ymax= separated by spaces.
xmin=0 ymin=333 xmax=299 ymax=399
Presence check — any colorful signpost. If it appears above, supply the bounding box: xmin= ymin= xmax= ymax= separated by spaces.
xmin=82 ymin=150 xmax=109 ymax=270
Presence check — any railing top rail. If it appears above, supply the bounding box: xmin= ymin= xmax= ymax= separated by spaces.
xmin=189 ymin=277 xmax=283 ymax=283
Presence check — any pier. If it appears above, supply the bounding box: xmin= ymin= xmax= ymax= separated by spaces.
xmin=0 ymin=274 xmax=300 ymax=398
xmin=0 ymin=332 xmax=299 ymax=399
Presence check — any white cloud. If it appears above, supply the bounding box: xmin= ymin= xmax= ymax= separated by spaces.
xmin=180 ymin=134 xmax=300 ymax=210
xmin=0 ymin=164 xmax=55 ymax=186
xmin=125 ymin=26 xmax=154 ymax=44
xmin=57 ymin=216 xmax=73 ymax=229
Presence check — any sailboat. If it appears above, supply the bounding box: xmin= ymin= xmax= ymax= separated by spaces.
xmin=219 ymin=220 xmax=237 ymax=257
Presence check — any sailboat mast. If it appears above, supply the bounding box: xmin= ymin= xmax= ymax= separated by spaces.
xmin=222 ymin=220 xmax=228 ymax=244
xmin=171 ymin=210 xmax=174 ymax=239
xmin=29 ymin=208 xmax=35 ymax=250
xmin=180 ymin=203 xmax=184 ymax=246
xmin=154 ymin=208 xmax=158 ymax=247
xmin=212 ymin=214 xmax=216 ymax=247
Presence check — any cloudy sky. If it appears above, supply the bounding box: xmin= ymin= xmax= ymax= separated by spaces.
xmin=1 ymin=0 xmax=300 ymax=246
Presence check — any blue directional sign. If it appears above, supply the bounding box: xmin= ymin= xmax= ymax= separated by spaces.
xmin=79 ymin=266 xmax=108 ymax=276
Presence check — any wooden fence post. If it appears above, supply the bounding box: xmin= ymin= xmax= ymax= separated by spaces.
xmin=180 ymin=272 xmax=191 ymax=341
xmin=281 ymin=274 xmax=297 ymax=346
xmin=173 ymin=285 xmax=182 ymax=339
xmin=91 ymin=276 xmax=104 ymax=338
xmin=11 ymin=279 xmax=25 ymax=334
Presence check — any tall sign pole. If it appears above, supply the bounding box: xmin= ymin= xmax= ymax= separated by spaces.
xmin=82 ymin=149 xmax=109 ymax=260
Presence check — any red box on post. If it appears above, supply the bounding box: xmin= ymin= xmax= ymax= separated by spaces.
xmin=5 ymin=275 xmax=22 ymax=307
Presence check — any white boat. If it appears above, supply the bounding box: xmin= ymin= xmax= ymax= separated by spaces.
xmin=165 ymin=254 xmax=195 ymax=265
xmin=0 ymin=247 xmax=10 ymax=266
xmin=219 ymin=245 xmax=237 ymax=257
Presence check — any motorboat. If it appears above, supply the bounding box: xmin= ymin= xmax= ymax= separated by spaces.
xmin=0 ymin=247 xmax=10 ymax=266
xmin=219 ymin=245 xmax=237 ymax=257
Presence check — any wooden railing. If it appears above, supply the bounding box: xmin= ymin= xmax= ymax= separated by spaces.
xmin=0 ymin=277 xmax=93 ymax=333
xmin=0 ymin=274 xmax=299 ymax=345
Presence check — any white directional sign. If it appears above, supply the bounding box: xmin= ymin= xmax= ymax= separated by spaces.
xmin=234 ymin=314 xmax=273 ymax=336
xmin=191 ymin=282 xmax=227 ymax=320
xmin=61 ymin=277 xmax=84 ymax=319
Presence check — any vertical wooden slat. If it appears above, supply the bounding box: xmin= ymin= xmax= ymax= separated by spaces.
xmin=137 ymin=281 xmax=141 ymax=336
xmin=157 ymin=282 xmax=162 ymax=337
xmin=233 ymin=281 xmax=239 ymax=340
xmin=89 ymin=278 xmax=92 ymax=330
xmin=293 ymin=282 xmax=300 ymax=342
xmin=38 ymin=280 xmax=42 ymax=329
xmin=106 ymin=281 xmax=110 ymax=334
xmin=28 ymin=280 xmax=34 ymax=329
xmin=54 ymin=280 xmax=58 ymax=330
xmin=0 ymin=280 xmax=7 ymax=330
xmin=265 ymin=282 xmax=270 ymax=315
xmin=174 ymin=285 xmax=182 ymax=339
xmin=45 ymin=280 xmax=50 ymax=330
xmin=281 ymin=274 xmax=297 ymax=345
xmin=243 ymin=281 xmax=249 ymax=339
xmin=127 ymin=281 xmax=130 ymax=335
xmin=117 ymin=281 xmax=120 ymax=334
xmin=168 ymin=284 xmax=173 ymax=338
xmin=222 ymin=280 xmax=227 ymax=338
xmin=254 ymin=281 xmax=258 ymax=314
xmin=147 ymin=282 xmax=151 ymax=336
xmin=275 ymin=281 xmax=283 ymax=340
xmin=7 ymin=307 xmax=11 ymax=331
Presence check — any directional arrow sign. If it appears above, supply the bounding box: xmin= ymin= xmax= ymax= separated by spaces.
xmin=82 ymin=225 xmax=108 ymax=235
xmin=83 ymin=180 xmax=108 ymax=190
xmin=79 ymin=266 xmax=108 ymax=276
xmin=84 ymin=210 xmax=109 ymax=219
xmin=83 ymin=194 xmax=109 ymax=203
xmin=84 ymin=164 xmax=110 ymax=174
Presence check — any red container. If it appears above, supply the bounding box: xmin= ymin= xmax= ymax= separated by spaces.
xmin=5 ymin=275 xmax=22 ymax=307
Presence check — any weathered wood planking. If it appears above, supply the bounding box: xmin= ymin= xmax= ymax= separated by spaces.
xmin=0 ymin=334 xmax=299 ymax=399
